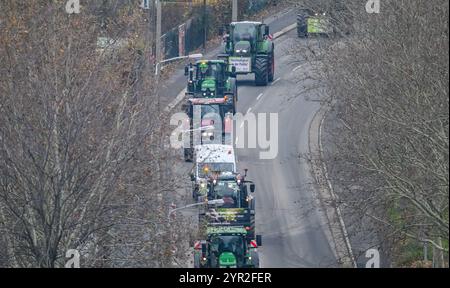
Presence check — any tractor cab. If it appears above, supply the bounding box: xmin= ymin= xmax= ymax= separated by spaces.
xmin=207 ymin=171 xmax=255 ymax=209
xmin=199 ymin=171 xmax=256 ymax=240
xmin=185 ymin=60 xmax=236 ymax=99
xmin=225 ymin=22 xmax=269 ymax=56
xmin=222 ymin=21 xmax=274 ymax=86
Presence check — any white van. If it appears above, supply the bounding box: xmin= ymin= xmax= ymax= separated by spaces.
xmin=191 ymin=144 xmax=237 ymax=200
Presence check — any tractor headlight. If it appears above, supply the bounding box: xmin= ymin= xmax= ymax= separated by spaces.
xmin=203 ymin=92 xmax=207 ymax=96
xmin=235 ymin=49 xmax=241 ymax=53
xmin=242 ymin=49 xmax=247 ymax=53
xmin=210 ymin=92 xmax=214 ymax=96
xmin=202 ymin=131 xmax=214 ymax=137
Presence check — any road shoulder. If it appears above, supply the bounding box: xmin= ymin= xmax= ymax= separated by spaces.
xmin=308 ymin=103 xmax=357 ymax=268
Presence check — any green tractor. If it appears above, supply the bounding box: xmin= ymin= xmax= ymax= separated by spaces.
xmin=297 ymin=8 xmax=334 ymax=38
xmin=185 ymin=60 xmax=238 ymax=113
xmin=222 ymin=21 xmax=275 ymax=86
xmin=297 ymin=1 xmax=352 ymax=38
xmin=199 ymin=171 xmax=256 ymax=239
xmin=193 ymin=226 xmax=262 ymax=268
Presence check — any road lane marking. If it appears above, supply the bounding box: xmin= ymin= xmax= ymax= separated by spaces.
xmin=164 ymin=88 xmax=186 ymax=112
xmin=273 ymin=23 xmax=297 ymax=39
xmin=271 ymin=78 xmax=281 ymax=85
xmin=293 ymin=64 xmax=303 ymax=72
xmin=257 ymin=93 xmax=264 ymax=101
xmin=235 ymin=137 xmax=239 ymax=145
xmin=246 ymin=107 xmax=252 ymax=114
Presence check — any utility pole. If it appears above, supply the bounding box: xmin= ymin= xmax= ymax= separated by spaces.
xmin=203 ymin=0 xmax=207 ymax=52
xmin=154 ymin=0 xmax=164 ymax=186
xmin=232 ymin=0 xmax=238 ymax=22
xmin=155 ymin=0 xmax=162 ymax=79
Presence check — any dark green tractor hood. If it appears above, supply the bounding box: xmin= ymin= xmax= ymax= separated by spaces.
xmin=219 ymin=252 xmax=237 ymax=268
xmin=201 ymin=78 xmax=216 ymax=92
xmin=235 ymin=40 xmax=252 ymax=52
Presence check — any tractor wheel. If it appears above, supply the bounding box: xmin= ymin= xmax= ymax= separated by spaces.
xmin=194 ymin=253 xmax=201 ymax=268
xmin=225 ymin=93 xmax=236 ymax=114
xmin=192 ymin=187 xmax=198 ymax=200
xmin=268 ymin=52 xmax=275 ymax=82
xmin=250 ymin=250 xmax=259 ymax=268
xmin=297 ymin=14 xmax=308 ymax=38
xmin=254 ymin=57 xmax=269 ymax=86
xmin=184 ymin=148 xmax=193 ymax=162
xmin=229 ymin=77 xmax=238 ymax=102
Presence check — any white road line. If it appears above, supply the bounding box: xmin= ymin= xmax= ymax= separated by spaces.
xmin=271 ymin=78 xmax=281 ymax=85
xmin=257 ymin=93 xmax=264 ymax=101
xmin=240 ymin=122 xmax=245 ymax=128
xmin=235 ymin=137 xmax=239 ymax=145
xmin=293 ymin=64 xmax=303 ymax=72
xmin=246 ymin=107 xmax=252 ymax=114
xmin=273 ymin=23 xmax=297 ymax=39
xmin=318 ymin=108 xmax=357 ymax=268
xmin=165 ymin=88 xmax=187 ymax=112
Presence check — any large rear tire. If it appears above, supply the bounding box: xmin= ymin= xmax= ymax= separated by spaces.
xmin=184 ymin=148 xmax=193 ymax=162
xmin=268 ymin=52 xmax=275 ymax=82
xmin=254 ymin=57 xmax=269 ymax=86
xmin=194 ymin=253 xmax=201 ymax=268
xmin=297 ymin=15 xmax=307 ymax=38
xmin=250 ymin=250 xmax=259 ymax=268
xmin=225 ymin=93 xmax=236 ymax=114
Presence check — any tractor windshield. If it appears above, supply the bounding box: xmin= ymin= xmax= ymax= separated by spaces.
xmin=232 ymin=23 xmax=257 ymax=42
xmin=198 ymin=163 xmax=234 ymax=178
xmin=197 ymin=63 xmax=222 ymax=80
xmin=210 ymin=235 xmax=245 ymax=259
xmin=212 ymin=181 xmax=239 ymax=205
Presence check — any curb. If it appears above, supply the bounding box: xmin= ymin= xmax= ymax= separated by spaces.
xmin=308 ymin=104 xmax=357 ymax=268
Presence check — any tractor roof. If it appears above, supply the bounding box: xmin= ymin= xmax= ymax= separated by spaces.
xmin=207 ymin=226 xmax=247 ymax=235
xmin=216 ymin=171 xmax=238 ymax=181
xmin=195 ymin=144 xmax=235 ymax=164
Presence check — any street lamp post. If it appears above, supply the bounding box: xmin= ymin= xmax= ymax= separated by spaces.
xmin=155 ymin=53 xmax=203 ymax=76
xmin=232 ymin=0 xmax=238 ymax=22
xmin=168 ymin=199 xmax=224 ymax=221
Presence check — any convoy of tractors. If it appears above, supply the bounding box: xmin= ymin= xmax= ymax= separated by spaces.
xmin=179 ymin=3 xmax=348 ymax=267
xmin=180 ymin=20 xmax=275 ymax=268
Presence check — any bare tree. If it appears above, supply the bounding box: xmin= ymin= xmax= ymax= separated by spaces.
xmin=0 ymin=0 xmax=184 ymax=267
xmin=290 ymin=0 xmax=448 ymax=267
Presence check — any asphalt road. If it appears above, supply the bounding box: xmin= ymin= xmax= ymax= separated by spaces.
xmin=166 ymin=8 xmax=338 ymax=268
xmin=234 ymin=31 xmax=337 ymax=268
